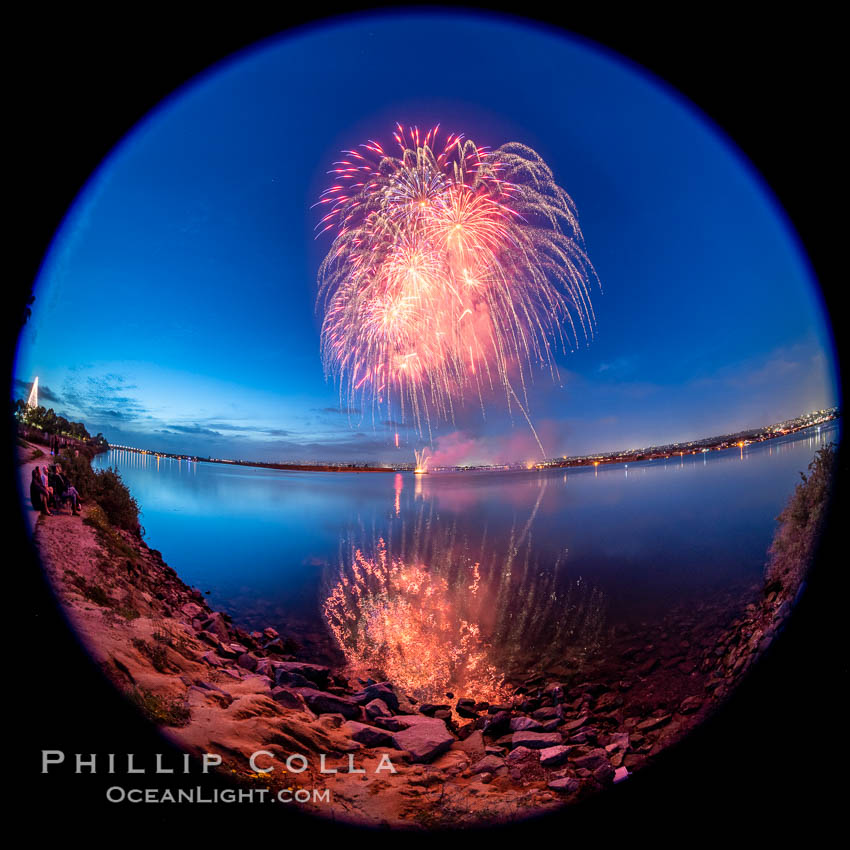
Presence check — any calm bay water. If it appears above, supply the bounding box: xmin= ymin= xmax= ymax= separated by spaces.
xmin=94 ymin=423 xmax=838 ymax=668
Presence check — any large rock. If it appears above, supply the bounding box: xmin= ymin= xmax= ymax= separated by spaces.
xmin=506 ymin=746 xmax=535 ymax=764
xmin=636 ymin=714 xmax=671 ymax=732
xmin=391 ymin=715 xmax=454 ymax=763
xmin=510 ymin=716 xmax=543 ymax=732
xmin=510 ymin=731 xmax=563 ymax=750
xmin=456 ymin=698 xmax=479 ymax=719
xmin=201 ymin=612 xmax=231 ymax=641
xmin=351 ymin=681 xmax=400 ymax=712
xmin=548 ymin=776 xmax=580 ymax=794
xmin=539 ymin=745 xmax=572 ymax=767
xmin=371 ymin=716 xmax=409 ymax=732
xmin=275 ymin=662 xmax=330 ymax=689
xmin=255 ymin=657 xmax=274 ymax=677
xmin=595 ymin=692 xmax=623 ymax=712
xmin=602 ymin=732 xmax=630 ymax=754
xmin=271 ymin=687 xmax=308 ymax=711
xmin=562 ymin=714 xmax=590 ymax=732
xmin=233 ymin=627 xmax=257 ymax=649
xmin=506 ymin=746 xmax=546 ymax=782
xmin=181 ymin=602 xmax=204 ymax=620
xmin=263 ymin=638 xmax=292 ymax=656
xmin=274 ymin=667 xmax=314 ymax=689
xmin=418 ymin=703 xmax=450 ymax=717
xmin=482 ymin=710 xmax=511 ymax=737
xmin=571 ymin=748 xmax=611 ymax=771
xmin=532 ymin=705 xmax=563 ymax=721
xmin=365 ymin=698 xmax=391 ymax=719
xmin=197 ymin=631 xmax=237 ymax=658
xmin=567 ymin=728 xmax=598 ymax=745
xmin=236 ymin=653 xmax=258 ymax=671
xmin=295 ymin=687 xmax=360 ymax=719
xmin=344 ymin=721 xmax=396 ymax=749
xmin=454 ymin=729 xmax=485 ymax=761
xmin=469 ymin=754 xmax=505 ymax=775
xmin=593 ymin=762 xmax=616 ymax=784
xmin=679 ymin=695 xmax=702 ymax=714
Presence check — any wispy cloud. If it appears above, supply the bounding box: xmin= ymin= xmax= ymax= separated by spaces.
xmin=157 ymin=424 xmax=222 ymax=437
xmin=315 ymin=406 xmax=362 ymax=416
xmin=596 ymin=356 xmax=636 ymax=375
xmin=158 ymin=420 xmax=294 ymax=438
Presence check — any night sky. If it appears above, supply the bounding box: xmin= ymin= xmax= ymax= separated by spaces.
xmin=14 ymin=11 xmax=839 ymax=463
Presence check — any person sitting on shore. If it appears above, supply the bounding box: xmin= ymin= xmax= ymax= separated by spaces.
xmin=60 ymin=464 xmax=81 ymax=515
xmin=30 ymin=467 xmax=52 ymax=516
xmin=47 ymin=465 xmax=61 ymax=510
xmin=40 ymin=466 xmax=54 ymax=503
xmin=48 ymin=463 xmax=81 ymax=515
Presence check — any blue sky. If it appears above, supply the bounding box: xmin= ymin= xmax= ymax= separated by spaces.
xmin=14 ymin=11 xmax=839 ymax=463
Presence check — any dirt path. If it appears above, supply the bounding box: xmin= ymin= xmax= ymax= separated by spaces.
xmin=17 ymin=439 xmax=51 ymax=536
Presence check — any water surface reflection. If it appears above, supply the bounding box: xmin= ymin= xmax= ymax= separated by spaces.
xmin=322 ymin=486 xmax=606 ymax=702
xmin=94 ymin=423 xmax=838 ymax=669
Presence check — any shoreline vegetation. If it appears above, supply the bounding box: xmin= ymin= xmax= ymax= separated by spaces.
xmin=104 ymin=407 xmax=838 ymax=474
xmin=18 ymin=420 xmax=837 ymax=827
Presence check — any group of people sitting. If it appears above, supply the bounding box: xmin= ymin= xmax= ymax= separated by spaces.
xmin=30 ymin=462 xmax=82 ymax=517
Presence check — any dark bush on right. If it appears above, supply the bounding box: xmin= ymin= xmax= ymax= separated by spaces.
xmin=766 ymin=443 xmax=836 ymax=596
xmin=94 ymin=467 xmax=141 ymax=534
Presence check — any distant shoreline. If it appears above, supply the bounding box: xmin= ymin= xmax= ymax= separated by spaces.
xmin=106 ymin=456 xmax=396 ymax=474
xmin=105 ymin=410 xmax=840 ymax=475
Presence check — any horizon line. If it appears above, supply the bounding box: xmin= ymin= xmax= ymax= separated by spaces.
xmin=101 ymin=406 xmax=840 ymax=471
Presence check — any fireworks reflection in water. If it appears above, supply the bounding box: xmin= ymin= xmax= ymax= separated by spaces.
xmin=322 ymin=478 xmax=607 ymax=705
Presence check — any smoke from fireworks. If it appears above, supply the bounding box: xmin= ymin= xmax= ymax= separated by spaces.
xmin=316 ymin=125 xmax=599 ymax=452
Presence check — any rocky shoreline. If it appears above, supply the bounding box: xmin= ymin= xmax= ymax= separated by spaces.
xmin=29 ymin=441 xmax=801 ymax=828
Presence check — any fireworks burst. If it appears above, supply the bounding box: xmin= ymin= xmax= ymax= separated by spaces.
xmin=316 ymin=124 xmax=600 ymax=452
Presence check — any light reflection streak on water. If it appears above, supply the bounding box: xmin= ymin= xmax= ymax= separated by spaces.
xmin=322 ymin=475 xmax=607 ymax=703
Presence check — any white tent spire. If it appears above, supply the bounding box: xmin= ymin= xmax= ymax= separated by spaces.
xmin=26 ymin=376 xmax=38 ymax=409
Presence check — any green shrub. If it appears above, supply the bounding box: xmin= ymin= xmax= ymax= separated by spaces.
xmin=132 ymin=638 xmax=172 ymax=673
xmin=55 ymin=451 xmax=98 ymax=499
xmin=66 ymin=571 xmax=113 ymax=607
xmin=94 ymin=467 xmax=141 ymax=534
xmin=83 ymin=504 xmax=139 ymax=560
xmin=130 ymin=687 xmax=190 ymax=727
xmin=766 ymin=443 xmax=836 ymax=595
xmin=58 ymin=452 xmax=141 ymax=534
